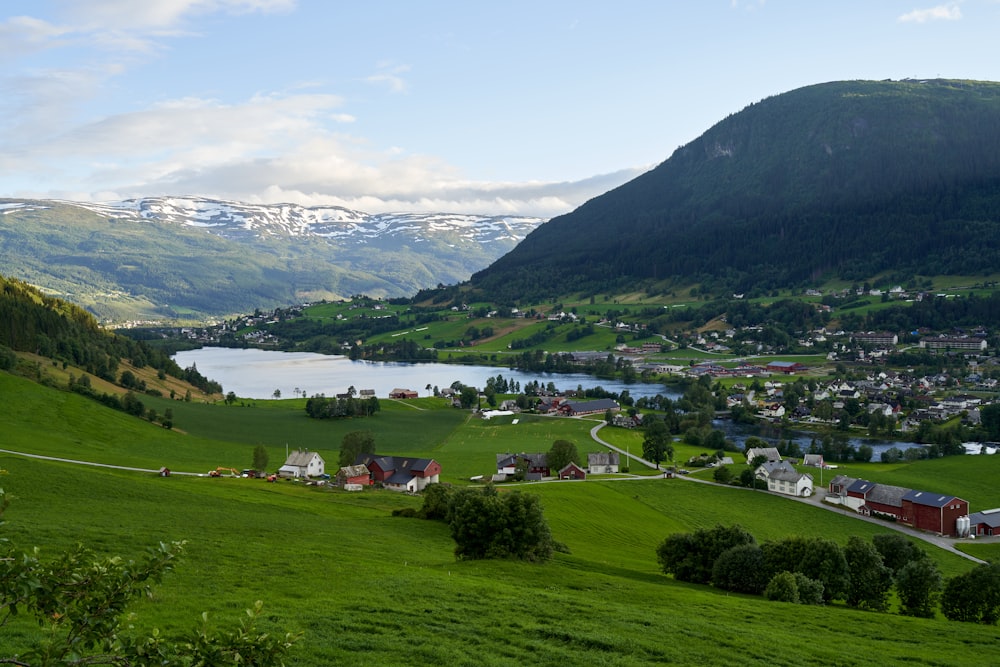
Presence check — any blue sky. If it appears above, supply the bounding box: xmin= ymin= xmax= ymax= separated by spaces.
xmin=1 ymin=0 xmax=997 ymax=217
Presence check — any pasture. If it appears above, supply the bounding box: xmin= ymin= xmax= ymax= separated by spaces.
xmin=3 ymin=370 xmax=1000 ymax=665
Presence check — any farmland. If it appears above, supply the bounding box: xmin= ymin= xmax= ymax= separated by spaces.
xmin=3 ymin=370 xmax=1000 ymax=664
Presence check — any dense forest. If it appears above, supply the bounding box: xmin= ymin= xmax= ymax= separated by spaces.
xmin=469 ymin=79 xmax=1000 ymax=302
xmin=0 ymin=274 xmax=218 ymax=393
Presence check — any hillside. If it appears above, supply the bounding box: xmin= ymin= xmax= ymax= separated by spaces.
xmin=471 ymin=79 xmax=1000 ymax=301
xmin=0 ymin=197 xmax=544 ymax=322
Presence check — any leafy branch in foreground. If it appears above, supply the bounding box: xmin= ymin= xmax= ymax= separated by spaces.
xmin=0 ymin=488 xmax=299 ymax=666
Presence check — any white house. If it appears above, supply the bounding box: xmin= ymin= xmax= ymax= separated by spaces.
xmin=745 ymin=447 xmax=781 ymax=464
xmin=587 ymin=451 xmax=620 ymax=474
xmin=278 ymin=449 xmax=325 ymax=478
xmin=766 ymin=469 xmax=814 ymax=497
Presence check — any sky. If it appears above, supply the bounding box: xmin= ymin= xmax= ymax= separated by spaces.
xmin=1 ymin=0 xmax=998 ymax=218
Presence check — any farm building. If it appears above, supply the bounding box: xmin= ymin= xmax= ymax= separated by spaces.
xmin=967 ymin=508 xmax=1000 ymax=536
xmin=388 ymin=388 xmax=419 ymax=399
xmin=557 ymin=398 xmax=619 ymax=416
xmin=496 ymin=452 xmax=550 ymax=478
xmin=825 ymin=477 xmax=969 ymax=535
xmin=336 ymin=464 xmax=371 ymax=487
xmin=766 ymin=361 xmax=806 ymax=374
xmin=902 ymin=490 xmax=968 ymax=535
xmin=278 ymin=450 xmax=325 ymax=478
xmin=355 ymin=454 xmax=441 ymax=492
xmin=588 ymin=451 xmax=620 ymax=474
xmin=558 ymin=462 xmax=587 ymax=480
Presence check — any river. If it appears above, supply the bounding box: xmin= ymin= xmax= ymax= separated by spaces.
xmin=172 ymin=347 xmax=680 ymax=401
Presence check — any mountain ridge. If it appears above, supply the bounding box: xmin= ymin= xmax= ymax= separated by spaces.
xmin=470 ymin=79 xmax=1000 ymax=301
xmin=0 ymin=196 xmax=545 ymax=322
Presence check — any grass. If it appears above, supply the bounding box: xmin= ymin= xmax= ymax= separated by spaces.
xmin=3 ymin=369 xmax=1000 ymax=665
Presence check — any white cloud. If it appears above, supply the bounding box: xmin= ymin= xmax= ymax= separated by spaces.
xmin=898 ymin=3 xmax=963 ymax=23
xmin=365 ymin=63 xmax=411 ymax=93
xmin=53 ymin=0 xmax=295 ymax=31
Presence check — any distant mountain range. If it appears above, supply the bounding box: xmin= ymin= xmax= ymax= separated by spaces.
xmin=470 ymin=79 xmax=1000 ymax=302
xmin=0 ymin=197 xmax=544 ymax=322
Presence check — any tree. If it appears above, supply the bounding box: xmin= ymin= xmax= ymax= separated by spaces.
xmin=272 ymin=388 xmax=281 ymax=399
xmin=339 ymin=430 xmax=376 ymax=467
xmin=844 ymin=535 xmax=891 ymax=611
xmin=547 ymin=440 xmax=580 ymax=473
xmin=712 ymin=543 xmax=767 ymax=594
xmin=642 ymin=417 xmax=674 ymax=468
xmin=895 ymin=558 xmax=943 ymax=618
xmin=941 ymin=563 xmax=1000 ymax=624
xmin=656 ymin=524 xmax=756 ymax=585
xmin=872 ymin=533 xmax=925 ymax=575
xmin=252 ymin=444 xmax=269 ymax=473
xmin=225 ymin=391 xmax=237 ymax=405
xmin=798 ymin=537 xmax=850 ymax=602
xmin=712 ymin=465 xmax=734 ymax=485
xmin=459 ymin=385 xmax=479 ymax=409
xmin=0 ymin=490 xmax=298 ymax=665
xmin=446 ymin=486 xmax=555 ymax=562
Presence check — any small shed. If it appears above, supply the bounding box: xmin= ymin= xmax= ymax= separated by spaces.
xmin=336 ymin=464 xmax=371 ymax=487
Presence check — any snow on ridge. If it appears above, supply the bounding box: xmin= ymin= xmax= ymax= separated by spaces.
xmin=54 ymin=196 xmax=546 ymax=244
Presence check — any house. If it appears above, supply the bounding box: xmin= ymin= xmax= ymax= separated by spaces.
xmin=766 ymin=469 xmax=814 ymax=497
xmin=802 ymin=454 xmax=824 ymax=468
xmin=558 ymin=462 xmax=587 ymax=480
xmin=755 ymin=459 xmax=796 ymax=481
xmin=335 ymin=464 xmax=371 ymax=487
xmin=355 ymin=454 xmax=441 ymax=492
xmin=745 ymin=447 xmax=781 ymax=464
xmin=388 ymin=388 xmax=419 ymax=399
xmin=278 ymin=449 xmax=325 ymax=478
xmin=587 ymin=451 xmax=620 ymax=474
xmin=557 ymin=398 xmax=619 ymax=416
xmin=496 ymin=452 xmax=550 ymax=477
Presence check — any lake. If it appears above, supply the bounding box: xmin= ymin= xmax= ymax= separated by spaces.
xmin=172 ymin=347 xmax=681 ymax=401
xmin=172 ymin=347 xmax=927 ymax=460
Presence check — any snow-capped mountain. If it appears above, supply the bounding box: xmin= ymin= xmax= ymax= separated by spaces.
xmin=0 ymin=196 xmax=547 ymax=323
xmin=71 ymin=197 xmax=544 ymax=246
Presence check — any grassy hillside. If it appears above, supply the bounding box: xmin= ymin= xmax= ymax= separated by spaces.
xmin=3 ymin=369 xmax=1000 ymax=665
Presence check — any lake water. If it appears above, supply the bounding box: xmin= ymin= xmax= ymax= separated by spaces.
xmin=172 ymin=347 xmax=927 ymax=459
xmin=172 ymin=347 xmax=681 ymax=401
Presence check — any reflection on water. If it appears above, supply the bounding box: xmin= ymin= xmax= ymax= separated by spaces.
xmin=172 ymin=347 xmax=681 ymax=401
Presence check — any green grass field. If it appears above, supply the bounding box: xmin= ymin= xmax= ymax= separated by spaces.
xmin=4 ymin=370 xmax=1000 ymax=665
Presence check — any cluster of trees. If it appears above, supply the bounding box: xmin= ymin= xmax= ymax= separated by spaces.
xmin=656 ymin=525 xmax=952 ymax=618
xmin=402 ymin=485 xmax=561 ymax=562
xmin=305 ymin=393 xmax=380 ymax=420
xmin=0 ymin=489 xmax=298 ymax=665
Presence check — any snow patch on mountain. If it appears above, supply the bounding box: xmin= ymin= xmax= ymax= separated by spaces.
xmin=65 ymin=196 xmax=546 ymax=246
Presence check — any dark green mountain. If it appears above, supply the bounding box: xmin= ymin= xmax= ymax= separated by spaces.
xmin=471 ymin=79 xmax=1000 ymax=301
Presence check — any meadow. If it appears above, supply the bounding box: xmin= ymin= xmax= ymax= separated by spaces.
xmin=4 ymin=370 xmax=1000 ymax=665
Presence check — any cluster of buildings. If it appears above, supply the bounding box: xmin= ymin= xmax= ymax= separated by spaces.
xmin=826 ymin=475 xmax=968 ymax=536
xmin=493 ymin=451 xmax=621 ymax=482
xmin=276 ymin=449 xmax=441 ymax=493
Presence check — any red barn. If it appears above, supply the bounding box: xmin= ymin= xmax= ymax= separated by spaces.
xmin=902 ymin=490 xmax=969 ymax=536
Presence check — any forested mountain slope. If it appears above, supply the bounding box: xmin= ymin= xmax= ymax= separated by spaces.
xmin=471 ymin=79 xmax=1000 ymax=301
